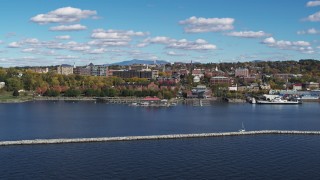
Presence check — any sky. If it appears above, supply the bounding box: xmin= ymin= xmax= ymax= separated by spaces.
xmin=0 ymin=0 xmax=320 ymax=67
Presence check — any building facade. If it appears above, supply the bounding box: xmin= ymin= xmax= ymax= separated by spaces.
xmin=57 ymin=65 xmax=73 ymax=75
xmin=0 ymin=82 xmax=5 ymax=89
xmin=235 ymin=68 xmax=249 ymax=77
xmin=210 ymin=76 xmax=234 ymax=85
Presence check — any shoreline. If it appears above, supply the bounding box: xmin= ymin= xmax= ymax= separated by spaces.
xmin=1 ymin=130 xmax=320 ymax=146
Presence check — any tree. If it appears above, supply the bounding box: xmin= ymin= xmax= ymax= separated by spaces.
xmin=6 ymin=77 xmax=23 ymax=91
xmin=13 ymin=89 xmax=19 ymax=97
xmin=64 ymin=89 xmax=81 ymax=97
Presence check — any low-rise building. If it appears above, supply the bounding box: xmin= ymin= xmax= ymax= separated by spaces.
xmin=304 ymin=82 xmax=320 ymax=90
xmin=188 ymin=85 xmax=211 ymax=98
xmin=293 ymin=83 xmax=302 ymax=91
xmin=192 ymin=69 xmax=204 ymax=78
xmin=57 ymin=64 xmax=73 ymax=75
xmin=0 ymin=82 xmax=5 ymax=89
xmin=210 ymin=76 xmax=234 ymax=85
xmin=193 ymin=76 xmax=200 ymax=83
xmin=32 ymin=67 xmax=49 ymax=73
xmin=179 ymin=69 xmax=189 ymax=75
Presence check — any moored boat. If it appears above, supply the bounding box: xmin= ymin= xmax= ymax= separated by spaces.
xmin=256 ymin=97 xmax=301 ymax=104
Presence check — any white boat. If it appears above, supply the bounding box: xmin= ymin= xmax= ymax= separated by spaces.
xmin=140 ymin=102 xmax=149 ymax=107
xmin=169 ymin=102 xmax=177 ymax=106
xmin=251 ymin=97 xmax=256 ymax=104
xmin=300 ymin=95 xmax=319 ymax=100
xmin=256 ymin=97 xmax=301 ymax=104
xmin=239 ymin=122 xmax=245 ymax=132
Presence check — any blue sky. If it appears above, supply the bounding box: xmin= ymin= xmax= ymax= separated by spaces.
xmin=0 ymin=0 xmax=319 ymax=67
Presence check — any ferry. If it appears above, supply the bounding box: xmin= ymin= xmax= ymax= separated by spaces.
xmin=256 ymin=97 xmax=302 ymax=104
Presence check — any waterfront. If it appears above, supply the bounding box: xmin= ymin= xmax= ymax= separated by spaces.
xmin=1 ymin=101 xmax=320 ymax=141
xmin=1 ymin=101 xmax=320 ymax=179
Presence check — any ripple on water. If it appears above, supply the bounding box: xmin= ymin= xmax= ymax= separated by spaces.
xmin=1 ymin=135 xmax=320 ymax=179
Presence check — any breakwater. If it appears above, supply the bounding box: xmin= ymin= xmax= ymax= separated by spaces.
xmin=1 ymin=130 xmax=320 ymax=146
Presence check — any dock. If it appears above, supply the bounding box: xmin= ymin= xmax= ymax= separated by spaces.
xmin=1 ymin=130 xmax=320 ymax=146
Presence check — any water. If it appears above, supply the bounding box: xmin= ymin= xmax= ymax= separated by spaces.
xmin=1 ymin=101 xmax=320 ymax=179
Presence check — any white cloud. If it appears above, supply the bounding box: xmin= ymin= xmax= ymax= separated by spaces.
xmin=168 ymin=39 xmax=217 ymax=50
xmin=262 ymin=37 xmax=314 ymax=54
xmin=166 ymin=51 xmax=186 ymax=56
xmin=56 ymin=55 xmax=78 ymax=59
xmin=86 ymin=48 xmax=106 ymax=54
xmin=297 ymin=28 xmax=320 ymax=34
xmin=304 ymin=11 xmax=320 ymax=21
xmin=30 ymin=7 xmax=97 ymax=24
xmin=24 ymin=38 xmax=39 ymax=44
xmin=89 ymin=29 xmax=148 ymax=47
xmin=43 ymin=40 xmax=91 ymax=52
xmin=307 ymin=1 xmax=320 ymax=7
xmin=91 ymin=29 xmax=148 ymax=39
xmin=0 ymin=40 xmax=3 ymax=44
xmin=179 ymin=16 xmax=235 ymax=33
xmin=142 ymin=36 xmax=175 ymax=44
xmin=226 ymin=31 xmax=271 ymax=38
xmin=50 ymin=24 xmax=87 ymax=31
xmin=88 ymin=40 xmax=129 ymax=47
xmin=8 ymin=42 xmax=21 ymax=48
xmin=55 ymin=35 xmax=71 ymax=40
xmin=67 ymin=41 xmax=90 ymax=51
xmin=141 ymin=36 xmax=217 ymax=51
xmin=21 ymin=48 xmax=37 ymax=53
xmin=20 ymin=48 xmax=56 ymax=56
xmin=262 ymin=37 xmax=276 ymax=44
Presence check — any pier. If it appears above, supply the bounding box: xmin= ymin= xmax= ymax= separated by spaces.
xmin=1 ymin=130 xmax=320 ymax=146
xmin=96 ymin=97 xmax=143 ymax=104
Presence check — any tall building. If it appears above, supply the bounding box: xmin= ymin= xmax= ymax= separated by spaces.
xmin=88 ymin=63 xmax=108 ymax=76
xmin=73 ymin=63 xmax=108 ymax=76
xmin=74 ymin=66 xmax=91 ymax=76
xmin=235 ymin=68 xmax=249 ymax=77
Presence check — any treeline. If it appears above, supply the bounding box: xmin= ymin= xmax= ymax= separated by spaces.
xmin=44 ymin=88 xmax=175 ymax=99
xmin=0 ymin=68 xmax=176 ymax=99
xmin=191 ymin=59 xmax=320 ymax=76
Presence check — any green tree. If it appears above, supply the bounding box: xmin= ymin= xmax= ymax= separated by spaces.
xmin=6 ymin=77 xmax=23 ymax=91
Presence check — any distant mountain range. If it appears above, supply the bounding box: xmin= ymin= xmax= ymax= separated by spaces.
xmin=111 ymin=59 xmax=168 ymax=65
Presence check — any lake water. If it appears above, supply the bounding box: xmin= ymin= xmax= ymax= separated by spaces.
xmin=1 ymin=101 xmax=320 ymax=179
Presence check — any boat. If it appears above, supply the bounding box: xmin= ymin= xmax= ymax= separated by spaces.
xmin=239 ymin=122 xmax=245 ymax=132
xmin=300 ymin=95 xmax=319 ymax=100
xmin=169 ymin=102 xmax=177 ymax=106
xmin=140 ymin=102 xmax=149 ymax=107
xmin=251 ymin=97 xmax=256 ymax=104
xmin=256 ymin=97 xmax=301 ymax=104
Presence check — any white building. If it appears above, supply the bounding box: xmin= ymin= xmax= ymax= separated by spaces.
xmin=0 ymin=82 xmax=5 ymax=89
xmin=193 ymin=76 xmax=200 ymax=83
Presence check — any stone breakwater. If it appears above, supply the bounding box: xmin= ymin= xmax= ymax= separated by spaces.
xmin=1 ymin=130 xmax=320 ymax=146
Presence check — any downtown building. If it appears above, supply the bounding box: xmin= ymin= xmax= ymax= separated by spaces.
xmin=112 ymin=70 xmax=158 ymax=79
xmin=73 ymin=63 xmax=108 ymax=77
xmin=57 ymin=64 xmax=74 ymax=75
xmin=235 ymin=68 xmax=249 ymax=77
